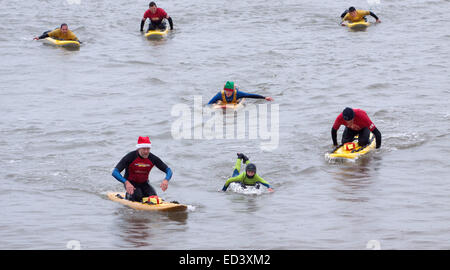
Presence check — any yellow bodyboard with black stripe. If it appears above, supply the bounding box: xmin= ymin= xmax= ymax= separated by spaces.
xmin=145 ymin=26 xmax=169 ymax=39
xmin=326 ymin=133 xmax=376 ymax=160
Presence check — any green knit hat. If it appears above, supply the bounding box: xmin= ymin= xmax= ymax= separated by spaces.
xmin=224 ymin=81 xmax=235 ymax=91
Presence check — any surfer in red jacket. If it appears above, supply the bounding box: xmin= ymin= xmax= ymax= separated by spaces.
xmin=331 ymin=107 xmax=382 ymax=149
xmin=140 ymin=1 xmax=173 ymax=32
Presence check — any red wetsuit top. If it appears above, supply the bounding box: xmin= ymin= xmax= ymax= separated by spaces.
xmin=332 ymin=108 xmax=376 ymax=132
xmin=143 ymin=8 xmax=168 ymax=24
xmin=115 ymin=151 xmax=168 ymax=184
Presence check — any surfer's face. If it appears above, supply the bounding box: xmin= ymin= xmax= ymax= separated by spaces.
xmin=138 ymin=147 xmax=150 ymax=158
xmin=61 ymin=25 xmax=68 ymax=34
xmin=246 ymin=171 xmax=255 ymax=177
xmin=349 ymin=11 xmax=357 ymax=17
xmin=225 ymin=90 xmax=233 ymax=97
xmin=149 ymin=6 xmax=157 ymax=13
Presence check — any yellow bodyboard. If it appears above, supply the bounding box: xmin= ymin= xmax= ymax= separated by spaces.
xmin=347 ymin=20 xmax=371 ymax=31
xmin=145 ymin=27 xmax=169 ymax=39
xmin=326 ymin=133 xmax=376 ymax=160
xmin=43 ymin=37 xmax=80 ymax=49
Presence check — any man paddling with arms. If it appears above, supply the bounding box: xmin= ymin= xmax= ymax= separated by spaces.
xmin=208 ymin=81 xmax=274 ymax=105
xmin=33 ymin=23 xmax=81 ymax=42
xmin=340 ymin=6 xmax=381 ymax=26
xmin=112 ymin=136 xmax=173 ymax=202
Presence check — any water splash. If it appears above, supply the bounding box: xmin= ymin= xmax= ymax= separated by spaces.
xmin=228 ymin=182 xmax=264 ymax=195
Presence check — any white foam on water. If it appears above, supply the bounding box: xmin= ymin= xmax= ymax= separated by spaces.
xmin=325 ymin=153 xmax=358 ymax=164
xmin=228 ymin=182 xmax=264 ymax=195
xmin=186 ymin=205 xmax=196 ymax=212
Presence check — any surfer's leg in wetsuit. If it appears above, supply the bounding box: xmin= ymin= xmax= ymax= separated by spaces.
xmin=342 ymin=127 xmax=371 ymax=147
xmin=231 ymin=158 xmax=247 ymax=188
xmin=341 ymin=127 xmax=358 ymax=144
xmin=232 ymin=153 xmax=250 ymax=176
xmin=158 ymin=21 xmax=167 ymax=30
xmin=148 ymin=20 xmax=166 ymax=31
xmin=125 ymin=181 xmax=157 ymax=202
xmin=148 ymin=23 xmax=157 ymax=31
xmin=231 ymin=159 xmax=242 ymax=177
xmin=357 ymin=127 xmax=371 ymax=147
xmin=232 ymin=153 xmax=250 ymax=188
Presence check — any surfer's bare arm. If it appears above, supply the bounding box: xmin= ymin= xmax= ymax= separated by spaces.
xmin=124 ymin=181 xmax=135 ymax=194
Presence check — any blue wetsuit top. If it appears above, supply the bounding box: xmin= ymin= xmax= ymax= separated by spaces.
xmin=207 ymin=89 xmax=266 ymax=105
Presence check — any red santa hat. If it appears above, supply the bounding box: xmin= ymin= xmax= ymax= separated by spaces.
xmin=136 ymin=136 xmax=152 ymax=149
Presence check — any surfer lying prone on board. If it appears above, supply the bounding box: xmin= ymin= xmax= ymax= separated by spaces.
xmin=340 ymin=6 xmax=381 ymax=26
xmin=222 ymin=153 xmax=274 ymax=192
xmin=112 ymin=136 xmax=173 ymax=202
xmin=331 ymin=107 xmax=382 ymax=149
xmin=33 ymin=23 xmax=81 ymax=42
xmin=207 ymin=81 xmax=274 ymax=105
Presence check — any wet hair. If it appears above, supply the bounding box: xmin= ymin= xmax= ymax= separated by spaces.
xmin=349 ymin=7 xmax=356 ymax=12
xmin=60 ymin=23 xmax=68 ymax=29
xmin=149 ymin=1 xmax=156 ymax=7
